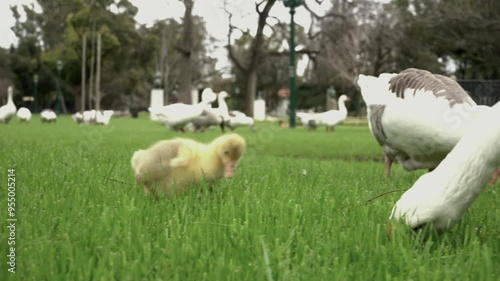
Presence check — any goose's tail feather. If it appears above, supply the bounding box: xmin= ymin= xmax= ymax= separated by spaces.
xmin=357 ymin=73 xmax=396 ymax=106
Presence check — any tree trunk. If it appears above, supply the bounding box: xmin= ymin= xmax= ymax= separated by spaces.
xmin=179 ymin=56 xmax=191 ymax=104
xmin=245 ymin=69 xmax=258 ymax=117
xmin=95 ymin=33 xmax=101 ymax=111
xmin=160 ymin=25 xmax=169 ymax=105
xmin=81 ymin=33 xmax=86 ymax=112
xmin=88 ymin=20 xmax=96 ymax=109
xmin=179 ymin=0 xmax=193 ymax=104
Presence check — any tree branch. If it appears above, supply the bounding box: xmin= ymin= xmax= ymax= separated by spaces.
xmin=266 ymin=15 xmax=280 ymax=24
xmin=303 ymin=0 xmax=346 ymax=20
xmin=249 ymin=0 xmax=277 ymax=69
xmin=174 ymin=44 xmax=190 ymax=56
xmin=230 ymin=24 xmax=251 ymax=37
xmin=224 ymin=2 xmax=247 ymax=73
xmin=268 ymin=49 xmax=319 ymax=57
xmin=256 ymin=0 xmax=266 ymax=14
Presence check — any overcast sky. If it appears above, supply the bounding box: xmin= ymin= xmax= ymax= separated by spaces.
xmin=0 ymin=0 xmax=328 ymax=46
xmin=0 ymin=0 xmax=335 ymax=74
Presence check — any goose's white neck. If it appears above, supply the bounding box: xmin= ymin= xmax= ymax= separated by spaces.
xmin=217 ymin=95 xmax=228 ymax=111
xmin=435 ymin=124 xmax=500 ymax=208
xmin=338 ymin=99 xmax=348 ymax=115
xmin=392 ymin=104 xmax=500 ymax=230
xmin=198 ymin=99 xmax=212 ymax=108
xmin=7 ymin=87 xmax=13 ymax=104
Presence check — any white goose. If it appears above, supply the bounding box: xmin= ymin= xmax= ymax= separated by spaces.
xmin=308 ymin=95 xmax=351 ymax=131
xmin=208 ymin=91 xmax=230 ymax=120
xmin=72 ymin=112 xmax=84 ymax=124
xmin=190 ymin=109 xmax=225 ymax=133
xmin=0 ymin=86 xmax=16 ymax=124
xmin=389 ymin=100 xmax=500 ymax=233
xmin=149 ymin=88 xmax=217 ymax=132
xmin=190 ymin=91 xmax=230 ymax=132
xmin=357 ymin=68 xmax=492 ymax=178
xmin=96 ymin=110 xmax=114 ymax=125
xmin=17 ymin=107 xmax=32 ymax=123
xmin=296 ymin=111 xmax=316 ymax=130
xmin=82 ymin=110 xmax=97 ymax=124
xmin=226 ymin=110 xmax=256 ymax=132
xmin=41 ymin=109 xmax=57 ymax=123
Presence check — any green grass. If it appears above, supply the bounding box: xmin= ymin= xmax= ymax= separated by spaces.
xmin=1 ymin=114 xmax=500 ymax=280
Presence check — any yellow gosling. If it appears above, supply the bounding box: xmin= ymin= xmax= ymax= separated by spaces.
xmin=131 ymin=133 xmax=246 ymax=197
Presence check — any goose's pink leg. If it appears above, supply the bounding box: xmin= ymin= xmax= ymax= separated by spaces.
xmin=488 ymin=169 xmax=500 ymax=185
xmin=384 ymin=156 xmax=392 ymax=178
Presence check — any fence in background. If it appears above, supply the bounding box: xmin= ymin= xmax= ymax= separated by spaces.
xmin=458 ymin=80 xmax=500 ymax=106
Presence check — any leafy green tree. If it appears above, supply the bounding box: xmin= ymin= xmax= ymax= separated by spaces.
xmin=394 ymin=0 xmax=500 ymax=79
xmin=7 ymin=0 xmax=217 ymax=112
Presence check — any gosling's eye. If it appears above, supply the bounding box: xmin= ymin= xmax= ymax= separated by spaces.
xmin=224 ymin=150 xmax=229 ymax=155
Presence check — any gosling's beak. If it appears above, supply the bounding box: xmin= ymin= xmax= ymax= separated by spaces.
xmin=134 ymin=174 xmax=142 ymax=183
xmin=224 ymin=161 xmax=236 ymax=178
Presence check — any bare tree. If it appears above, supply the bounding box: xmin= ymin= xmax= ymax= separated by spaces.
xmin=226 ymin=0 xmax=277 ymax=117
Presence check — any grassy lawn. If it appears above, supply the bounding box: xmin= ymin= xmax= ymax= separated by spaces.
xmin=1 ymin=114 xmax=499 ymax=280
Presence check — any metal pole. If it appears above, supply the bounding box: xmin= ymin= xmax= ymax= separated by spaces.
xmin=288 ymin=7 xmax=296 ymax=128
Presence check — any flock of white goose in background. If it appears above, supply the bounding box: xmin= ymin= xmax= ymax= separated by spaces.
xmin=0 ymin=85 xmax=255 ymax=130
xmin=72 ymin=110 xmax=114 ymax=125
xmin=148 ymin=88 xmax=256 ymax=133
xmin=2 ymin=67 xmax=500 ymax=235
xmin=0 ymin=86 xmax=58 ymax=124
xmin=358 ymin=68 xmax=500 ymax=234
xmin=0 ymin=85 xmax=113 ymax=126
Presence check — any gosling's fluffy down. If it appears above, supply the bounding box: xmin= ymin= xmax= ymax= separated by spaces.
xmin=131 ymin=133 xmax=246 ymax=197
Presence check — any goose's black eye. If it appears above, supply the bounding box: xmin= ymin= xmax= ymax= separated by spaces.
xmin=224 ymin=150 xmax=229 ymax=155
